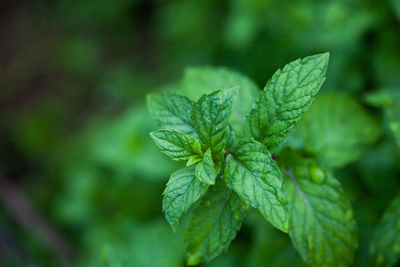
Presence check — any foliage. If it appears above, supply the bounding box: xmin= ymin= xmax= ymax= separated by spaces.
xmin=148 ymin=53 xmax=370 ymax=266
xmin=1 ymin=1 xmax=400 ymax=266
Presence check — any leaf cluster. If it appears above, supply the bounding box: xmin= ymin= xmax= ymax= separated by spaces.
xmin=148 ymin=53 xmax=364 ymax=266
xmin=148 ymin=53 xmax=400 ymax=267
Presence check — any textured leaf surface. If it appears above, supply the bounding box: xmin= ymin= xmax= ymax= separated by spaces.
xmin=150 ymin=130 xmax=202 ymax=161
xmin=147 ymin=92 xmax=196 ymax=136
xmin=184 ymin=180 xmax=247 ymax=265
xmin=191 ymin=88 xmax=237 ymax=160
xmin=163 ymin=165 xmax=209 ymax=231
xmin=187 ymin=155 xmax=202 ymax=166
xmin=224 ymin=139 xmax=288 ymax=232
xmin=248 ymin=53 xmax=329 ymax=152
xmin=285 ymin=159 xmax=358 ymax=267
xmin=195 ymin=149 xmax=216 ymax=185
xmin=370 ymin=192 xmax=400 ymax=267
xmin=288 ymin=93 xmax=379 ymax=168
xmin=180 ymin=67 xmax=260 ymax=135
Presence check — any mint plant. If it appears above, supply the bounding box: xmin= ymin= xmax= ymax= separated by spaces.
xmin=147 ymin=53 xmax=360 ymax=266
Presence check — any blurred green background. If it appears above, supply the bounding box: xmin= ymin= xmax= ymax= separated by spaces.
xmin=0 ymin=0 xmax=399 ymax=266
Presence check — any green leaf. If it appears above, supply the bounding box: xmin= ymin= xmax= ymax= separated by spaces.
xmin=187 ymin=155 xmax=202 ymax=166
xmin=83 ymin=104 xmax=176 ymax=182
xmin=147 ymin=92 xmax=196 ymax=136
xmin=390 ymin=0 xmax=400 ymax=20
xmin=288 ymin=93 xmax=379 ymax=168
xmin=180 ymin=67 xmax=260 ymax=136
xmin=391 ymin=121 xmax=400 ymax=149
xmin=248 ymin=53 xmax=329 ymax=152
xmin=191 ymin=88 xmax=238 ymax=160
xmin=224 ymin=139 xmax=288 ymax=232
xmin=150 ymin=130 xmax=202 ymax=161
xmin=98 ymin=221 xmax=184 ymax=267
xmin=163 ymin=165 xmax=209 ymax=231
xmin=366 ymin=89 xmax=400 ymax=150
xmin=195 ymin=149 xmax=216 ymax=185
xmin=365 ymin=90 xmax=400 ymax=109
xmin=184 ymin=180 xmax=247 ymax=265
xmin=284 ymin=158 xmax=358 ymax=267
xmin=370 ymin=192 xmax=400 ymax=267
